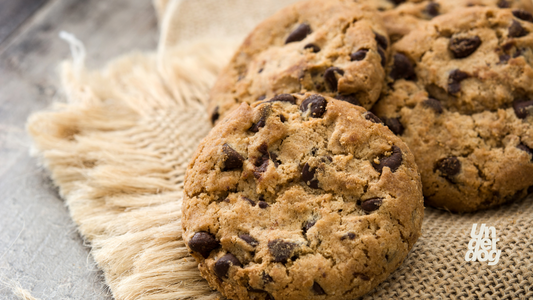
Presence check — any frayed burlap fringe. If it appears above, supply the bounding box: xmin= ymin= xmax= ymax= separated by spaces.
xmin=27 ymin=0 xmax=532 ymax=299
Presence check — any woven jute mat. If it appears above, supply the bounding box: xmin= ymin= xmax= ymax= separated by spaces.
xmin=27 ymin=0 xmax=533 ymax=299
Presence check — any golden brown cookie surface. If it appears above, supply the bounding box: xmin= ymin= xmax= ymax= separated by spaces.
xmin=184 ymin=94 xmax=423 ymax=300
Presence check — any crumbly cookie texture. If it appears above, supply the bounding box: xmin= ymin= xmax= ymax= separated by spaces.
xmin=184 ymin=94 xmax=424 ymax=300
xmin=372 ymin=7 xmax=533 ymax=212
xmin=361 ymin=0 xmax=533 ymax=42
xmin=208 ymin=0 xmax=390 ymax=125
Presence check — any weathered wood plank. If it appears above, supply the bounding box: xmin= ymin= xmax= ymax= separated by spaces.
xmin=0 ymin=0 xmax=49 ymax=45
xmin=0 ymin=0 xmax=158 ymax=299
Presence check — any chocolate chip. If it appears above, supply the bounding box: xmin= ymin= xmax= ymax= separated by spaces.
xmin=513 ymin=9 xmax=533 ymax=22
xmin=497 ymin=0 xmax=510 ymax=8
xmin=435 ymin=157 xmax=461 ymax=178
xmin=383 ymin=118 xmax=404 ymax=135
xmin=361 ymin=198 xmax=383 ymax=213
xmin=390 ymin=53 xmax=416 ymax=80
xmin=258 ymin=201 xmax=270 ymax=209
xmin=365 ymin=112 xmax=383 ymax=124
xmin=279 ymin=115 xmax=286 ymax=123
xmin=301 ymin=163 xmax=319 ymax=189
xmin=389 ymin=0 xmax=406 ymax=4
xmin=374 ymin=31 xmax=388 ymax=50
xmin=423 ymin=98 xmax=443 ymax=114
xmin=267 ymin=94 xmax=296 ymax=104
xmin=239 ymin=234 xmax=259 ymax=246
xmin=448 ymin=69 xmax=469 ymax=94
xmin=254 ymin=157 xmax=269 ymax=179
xmin=249 ymin=106 xmax=271 ymax=132
xmin=285 ymin=23 xmax=312 ymax=44
xmin=509 ymin=20 xmax=529 ymax=38
xmin=499 ymin=54 xmax=511 ymax=64
xmin=335 ymin=93 xmax=360 ymax=106
xmin=449 ymin=36 xmax=481 ymax=58
xmin=425 ymin=2 xmax=440 ymax=17
xmin=303 ymin=220 xmax=316 ymax=233
xmin=222 ymin=144 xmax=244 ymax=171
xmin=265 ymin=294 xmax=275 ymax=300
xmin=243 ymin=197 xmax=257 ymax=206
xmin=378 ymin=47 xmax=387 ymax=67
xmin=257 ymin=95 xmax=266 ymax=101
xmin=354 ymin=273 xmax=370 ymax=281
xmin=528 ymin=185 xmax=533 ymax=194
xmin=214 ymin=253 xmax=242 ymax=278
xmin=304 ymin=43 xmax=321 ymax=52
xmin=300 ymin=95 xmax=327 ymax=118
xmin=513 ymin=99 xmax=533 ymax=118
xmin=268 ymin=239 xmax=297 ymax=263
xmin=517 ymin=143 xmax=533 ymax=161
xmin=324 ymin=67 xmax=345 ymax=92
xmin=262 ymin=272 xmax=274 ymax=283
xmin=372 ymin=145 xmax=403 ymax=173
xmin=312 ymin=282 xmax=326 ymax=295
xmin=350 ymin=49 xmax=368 ymax=61
xmin=189 ymin=232 xmax=220 ymax=258
xmin=341 ymin=232 xmax=356 ymax=240
xmin=211 ymin=106 xmax=220 ymax=125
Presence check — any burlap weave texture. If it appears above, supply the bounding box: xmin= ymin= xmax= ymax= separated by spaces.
xmin=27 ymin=0 xmax=532 ymax=299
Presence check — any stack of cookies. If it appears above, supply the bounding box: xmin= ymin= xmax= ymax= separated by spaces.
xmin=182 ymin=0 xmax=533 ymax=299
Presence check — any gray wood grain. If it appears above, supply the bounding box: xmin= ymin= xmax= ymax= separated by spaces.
xmin=0 ymin=0 xmax=48 ymax=45
xmin=0 ymin=0 xmax=158 ymax=299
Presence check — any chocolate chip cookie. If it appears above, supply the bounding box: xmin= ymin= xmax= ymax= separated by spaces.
xmin=363 ymin=0 xmax=533 ymax=42
xmin=208 ymin=0 xmax=390 ymax=125
xmin=372 ymin=7 xmax=533 ymax=212
xmin=184 ymin=94 xmax=424 ymax=300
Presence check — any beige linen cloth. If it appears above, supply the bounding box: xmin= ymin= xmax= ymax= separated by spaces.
xmin=27 ymin=0 xmax=533 ymax=299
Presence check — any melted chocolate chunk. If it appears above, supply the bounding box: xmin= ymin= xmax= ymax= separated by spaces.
xmin=449 ymin=36 xmax=481 ymax=58
xmin=372 ymin=145 xmax=403 ymax=173
xmin=497 ymin=0 xmax=511 ymax=8
xmin=335 ymin=93 xmax=360 ymax=106
xmin=350 ymin=49 xmax=368 ymax=61
xmin=303 ymin=220 xmax=316 ymax=233
xmin=312 ymin=282 xmax=326 ymax=295
xmin=285 ymin=23 xmax=312 ymax=44
xmin=188 ymin=232 xmax=220 ymax=258
xmin=435 ymin=157 xmax=462 ymax=178
xmin=304 ymin=43 xmax=321 ymax=53
xmin=301 ymin=163 xmax=319 ymax=189
xmin=383 ymin=118 xmax=404 ymax=135
xmin=262 ymin=272 xmax=274 ymax=283
xmin=341 ymin=232 xmax=356 ymax=240
xmin=513 ymin=99 xmax=533 ymax=118
xmin=214 ymin=253 xmax=242 ymax=278
xmin=258 ymin=201 xmax=270 ymax=209
xmin=300 ymin=95 xmax=327 ymax=118
xmin=390 ymin=0 xmax=406 ymax=4
xmin=211 ymin=106 xmax=220 ymax=125
xmin=257 ymin=95 xmax=266 ymax=101
xmin=243 ymin=197 xmax=257 ymax=206
xmin=509 ymin=20 xmax=529 ymax=38
xmin=222 ymin=144 xmax=244 ymax=171
xmin=374 ymin=31 xmax=388 ymax=50
xmin=390 ymin=53 xmax=416 ymax=80
xmin=267 ymin=94 xmax=296 ymax=104
xmin=448 ymin=69 xmax=469 ymax=94
xmin=239 ymin=234 xmax=259 ymax=246
xmin=354 ymin=273 xmax=371 ymax=281
xmin=517 ymin=143 xmax=533 ymax=161
xmin=513 ymin=9 xmax=533 ymax=22
xmin=268 ymin=239 xmax=297 ymax=263
xmin=423 ymin=98 xmax=443 ymax=114
xmin=365 ymin=112 xmax=383 ymax=124
xmin=249 ymin=106 xmax=271 ymax=132
xmin=378 ymin=47 xmax=387 ymax=67
xmin=499 ymin=54 xmax=511 ymax=64
xmin=425 ymin=2 xmax=440 ymax=17
xmin=324 ymin=67 xmax=345 ymax=92
xmin=361 ymin=198 xmax=383 ymax=213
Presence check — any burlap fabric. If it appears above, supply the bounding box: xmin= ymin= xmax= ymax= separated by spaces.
xmin=27 ymin=0 xmax=533 ymax=299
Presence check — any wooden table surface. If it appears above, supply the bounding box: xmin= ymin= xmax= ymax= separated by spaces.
xmin=0 ymin=0 xmax=158 ymax=298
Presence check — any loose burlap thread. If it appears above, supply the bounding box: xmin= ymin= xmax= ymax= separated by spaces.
xmin=27 ymin=0 xmax=533 ymax=299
